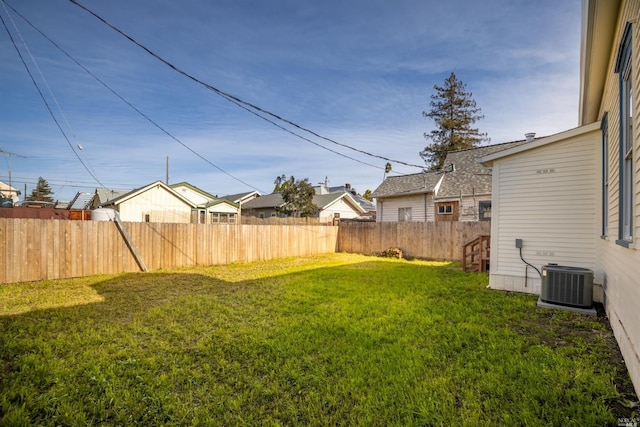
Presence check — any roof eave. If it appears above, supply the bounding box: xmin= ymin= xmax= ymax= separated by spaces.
xmin=479 ymin=122 xmax=602 ymax=165
xmin=579 ymin=0 xmax=620 ymax=126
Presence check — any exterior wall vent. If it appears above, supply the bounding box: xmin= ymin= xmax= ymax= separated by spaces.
xmin=541 ymin=265 xmax=593 ymax=308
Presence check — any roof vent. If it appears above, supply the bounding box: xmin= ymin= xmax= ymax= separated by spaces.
xmin=525 ymin=132 xmax=536 ymax=142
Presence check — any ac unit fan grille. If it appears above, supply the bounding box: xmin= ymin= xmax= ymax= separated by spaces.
xmin=546 ymin=271 xmax=585 ymax=305
xmin=541 ymin=266 xmax=593 ymax=308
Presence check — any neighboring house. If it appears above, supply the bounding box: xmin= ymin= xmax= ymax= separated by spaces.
xmin=241 ymin=192 xmax=285 ymax=218
xmin=101 ymin=180 xmax=196 ymax=223
xmin=481 ymin=0 xmax=640 ymax=395
xmin=318 ymin=183 xmax=376 ymax=217
xmin=372 ymin=141 xmax=525 ymax=222
xmin=242 ymin=190 xmax=366 ymax=221
xmin=0 ymin=180 xmax=20 ymax=205
xmin=221 ymin=190 xmax=261 ymax=205
xmin=171 ymin=182 xmax=240 ymax=224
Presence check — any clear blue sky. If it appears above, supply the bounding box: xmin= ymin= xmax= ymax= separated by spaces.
xmin=0 ymin=0 xmax=581 ymax=201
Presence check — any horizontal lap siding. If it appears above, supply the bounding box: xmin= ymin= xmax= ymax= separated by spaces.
xmin=491 ymin=132 xmax=599 ymax=281
xmin=377 ymin=194 xmax=428 ymax=222
xmin=597 ymin=0 xmax=640 ymax=396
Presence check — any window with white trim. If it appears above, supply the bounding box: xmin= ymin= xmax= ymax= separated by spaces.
xmin=437 ymin=205 xmax=453 ymax=215
xmin=615 ymin=23 xmax=634 ymax=245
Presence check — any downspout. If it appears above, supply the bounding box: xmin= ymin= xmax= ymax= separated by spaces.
xmin=424 ymin=193 xmax=427 ymax=222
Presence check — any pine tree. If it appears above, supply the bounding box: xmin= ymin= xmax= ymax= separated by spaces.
xmin=420 ymin=72 xmax=489 ymax=170
xmin=26 ymin=177 xmax=54 ymax=202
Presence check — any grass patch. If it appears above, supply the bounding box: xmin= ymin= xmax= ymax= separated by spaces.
xmin=0 ymin=253 xmax=636 ymax=426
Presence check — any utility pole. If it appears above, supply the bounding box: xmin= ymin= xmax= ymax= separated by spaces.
xmin=1 ymin=148 xmax=25 ymax=202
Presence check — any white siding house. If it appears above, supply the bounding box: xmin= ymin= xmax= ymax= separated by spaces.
xmin=171 ymin=182 xmax=240 ymax=224
xmin=315 ymin=193 xmax=366 ymax=221
xmin=103 ymin=181 xmax=195 ymax=223
xmin=483 ymin=0 xmax=640 ymax=395
xmin=480 ymin=123 xmax=601 ymax=296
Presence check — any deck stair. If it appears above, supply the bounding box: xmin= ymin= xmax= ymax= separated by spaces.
xmin=462 ymin=235 xmax=490 ymax=273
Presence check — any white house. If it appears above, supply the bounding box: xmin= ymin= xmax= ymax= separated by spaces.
xmin=171 ymin=182 xmax=240 ymax=224
xmin=102 ymin=181 xmax=195 ymax=223
xmin=482 ymin=0 xmax=640 ymax=395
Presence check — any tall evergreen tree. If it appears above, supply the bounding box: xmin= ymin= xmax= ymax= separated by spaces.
xmin=26 ymin=177 xmax=54 ymax=202
xmin=420 ymin=72 xmax=489 ymax=170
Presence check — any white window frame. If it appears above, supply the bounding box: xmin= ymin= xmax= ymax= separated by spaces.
xmin=437 ymin=205 xmax=453 ymax=215
xmin=615 ymin=23 xmax=634 ymax=246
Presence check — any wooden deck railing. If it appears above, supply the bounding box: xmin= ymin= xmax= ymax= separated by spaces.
xmin=462 ymin=235 xmax=490 ymax=273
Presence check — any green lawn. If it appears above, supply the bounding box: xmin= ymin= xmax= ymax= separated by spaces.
xmin=0 ymin=253 xmax=636 ymax=426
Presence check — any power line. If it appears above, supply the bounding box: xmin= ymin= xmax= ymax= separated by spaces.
xmin=0 ymin=4 xmax=107 ymax=189
xmin=3 ymin=1 xmax=266 ymax=194
xmin=67 ymin=0 xmax=425 ymax=170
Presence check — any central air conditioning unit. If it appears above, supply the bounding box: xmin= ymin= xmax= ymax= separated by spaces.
xmin=541 ymin=265 xmax=593 ymax=308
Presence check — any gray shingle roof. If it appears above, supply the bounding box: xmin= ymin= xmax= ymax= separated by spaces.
xmin=371 ymin=172 xmax=443 ymax=198
xmin=435 ymin=141 xmax=528 ymax=198
xmin=221 ymin=191 xmax=260 ymax=203
xmin=95 ymin=188 xmax=130 ymax=206
xmin=242 ymin=192 xmax=365 ymax=213
xmin=372 ymin=141 xmax=528 ymax=199
xmin=242 ymin=193 xmax=285 ymax=209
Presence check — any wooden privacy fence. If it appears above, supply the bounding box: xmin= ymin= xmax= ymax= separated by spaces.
xmin=0 ymin=218 xmax=339 ymax=284
xmin=337 ymin=221 xmax=492 ymax=261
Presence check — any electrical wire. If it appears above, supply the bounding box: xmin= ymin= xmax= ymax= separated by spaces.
xmin=0 ymin=6 xmax=107 ymax=189
xmin=519 ymin=246 xmax=542 ymax=279
xmin=1 ymin=1 xmax=78 ymax=143
xmin=3 ymin=1 xmax=266 ymax=193
xmin=67 ymin=0 xmax=426 ymax=170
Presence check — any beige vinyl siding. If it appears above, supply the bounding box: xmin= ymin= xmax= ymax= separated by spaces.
xmin=596 ymin=0 xmax=640 ymax=395
xmin=377 ymin=194 xmax=430 ymax=222
xmin=118 ymin=187 xmax=193 ymax=223
xmin=489 ymin=130 xmax=600 ymax=294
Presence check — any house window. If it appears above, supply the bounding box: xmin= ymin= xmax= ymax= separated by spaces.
xmin=438 ymin=205 xmax=453 ymax=215
xmin=602 ymin=113 xmax=609 ymax=237
xmin=144 ymin=213 xmax=150 ymax=223
xmin=435 ymin=201 xmax=459 ymax=222
xmin=398 ymin=207 xmax=412 ymax=222
xmin=479 ymin=200 xmax=491 ymax=221
xmin=615 ymin=23 xmax=634 ymax=245
xmin=259 ymin=213 xmax=265 ymax=219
